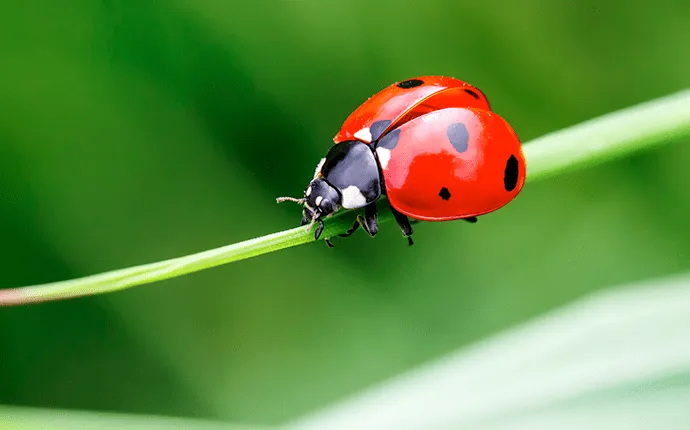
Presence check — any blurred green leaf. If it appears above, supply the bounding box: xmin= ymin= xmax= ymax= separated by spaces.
xmin=291 ymin=273 xmax=690 ymax=430
xmin=0 ymin=405 xmax=261 ymax=430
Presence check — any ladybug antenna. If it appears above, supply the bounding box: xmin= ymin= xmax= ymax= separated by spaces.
xmin=276 ymin=196 xmax=305 ymax=205
xmin=304 ymin=209 xmax=319 ymax=233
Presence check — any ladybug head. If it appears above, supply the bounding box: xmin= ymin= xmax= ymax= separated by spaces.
xmin=304 ymin=178 xmax=340 ymax=217
xmin=277 ymin=178 xmax=341 ymax=240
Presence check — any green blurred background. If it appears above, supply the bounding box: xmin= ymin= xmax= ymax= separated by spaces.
xmin=1 ymin=0 xmax=689 ymax=426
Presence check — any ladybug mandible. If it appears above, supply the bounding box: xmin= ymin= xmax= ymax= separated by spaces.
xmin=277 ymin=76 xmax=526 ymax=246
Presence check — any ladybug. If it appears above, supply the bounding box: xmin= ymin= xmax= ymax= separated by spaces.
xmin=278 ymin=76 xmax=526 ymax=246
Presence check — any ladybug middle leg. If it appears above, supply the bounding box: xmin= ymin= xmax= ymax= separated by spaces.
xmin=339 ymin=220 xmax=360 ymax=238
xmin=332 ymin=202 xmax=378 ymax=245
xmin=390 ymin=206 xmax=414 ymax=246
xmin=323 ymin=220 xmax=358 ymax=247
xmin=359 ymin=202 xmax=378 ymax=237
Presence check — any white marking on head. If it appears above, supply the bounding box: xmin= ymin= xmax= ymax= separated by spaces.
xmin=340 ymin=185 xmax=367 ymax=209
xmin=315 ymin=196 xmax=323 ymax=206
xmin=376 ymin=147 xmax=391 ymax=170
xmin=354 ymin=127 xmax=373 ymax=143
xmin=313 ymin=158 xmax=326 ymax=179
xmin=306 ymin=186 xmax=312 ymax=197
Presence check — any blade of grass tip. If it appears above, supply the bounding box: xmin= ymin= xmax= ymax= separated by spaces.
xmin=1 ymin=90 xmax=689 ymax=306
xmin=0 ymin=223 xmax=313 ymax=305
xmin=0 ymin=209 xmax=364 ymax=306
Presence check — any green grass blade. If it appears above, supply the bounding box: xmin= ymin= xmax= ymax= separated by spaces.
xmin=0 ymin=225 xmax=314 ymax=305
xmin=1 ymin=90 xmax=689 ymax=306
xmin=525 ymin=89 xmax=690 ymax=182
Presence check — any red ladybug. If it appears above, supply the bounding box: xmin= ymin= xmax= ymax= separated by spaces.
xmin=278 ymin=76 xmax=526 ymax=246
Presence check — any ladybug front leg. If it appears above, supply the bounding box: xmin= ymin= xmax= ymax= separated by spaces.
xmin=390 ymin=207 xmax=414 ymax=246
xmin=314 ymin=217 xmax=326 ymax=241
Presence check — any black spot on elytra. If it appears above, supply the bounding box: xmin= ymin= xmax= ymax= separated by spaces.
xmin=504 ymin=155 xmax=519 ymax=191
xmin=447 ymin=122 xmax=469 ymax=153
xmin=464 ymin=89 xmax=480 ymax=100
xmin=439 ymin=187 xmax=451 ymax=200
xmin=397 ymin=79 xmax=424 ymax=89
xmin=376 ymin=128 xmax=400 ymax=150
xmin=370 ymin=120 xmax=392 ymax=141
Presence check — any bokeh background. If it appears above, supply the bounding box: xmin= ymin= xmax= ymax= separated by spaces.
xmin=1 ymin=0 xmax=689 ymax=426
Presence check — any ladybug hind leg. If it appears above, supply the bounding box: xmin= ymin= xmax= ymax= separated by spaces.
xmin=390 ymin=206 xmax=414 ymax=246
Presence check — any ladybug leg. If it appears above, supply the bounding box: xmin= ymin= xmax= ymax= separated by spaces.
xmin=463 ymin=216 xmax=478 ymax=223
xmin=336 ymin=202 xmax=379 ymax=241
xmin=360 ymin=203 xmax=379 ymax=237
xmin=314 ymin=218 xmax=326 ymax=241
xmin=390 ymin=207 xmax=414 ymax=246
xmin=339 ymin=220 xmax=361 ymax=238
xmin=322 ymin=219 xmax=357 ymax=248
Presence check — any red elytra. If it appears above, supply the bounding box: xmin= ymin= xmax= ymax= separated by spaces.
xmin=334 ymin=76 xmax=525 ymax=221
xmin=334 ymin=76 xmax=491 ymax=144
xmin=376 ymin=107 xmax=525 ymax=220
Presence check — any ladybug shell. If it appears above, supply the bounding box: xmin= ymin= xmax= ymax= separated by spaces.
xmin=375 ymin=107 xmax=525 ymax=221
xmin=334 ymin=76 xmax=490 ymax=145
